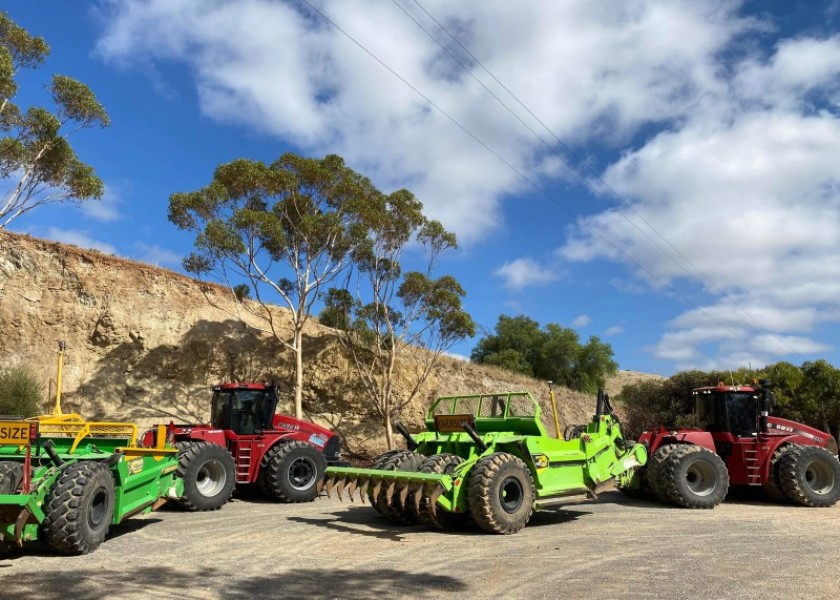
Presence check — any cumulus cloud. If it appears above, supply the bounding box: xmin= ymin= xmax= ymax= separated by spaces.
xmin=605 ymin=325 xmax=625 ymax=336
xmin=571 ymin=314 xmax=591 ymax=327
xmin=94 ymin=0 xmax=751 ymax=243
xmin=494 ymin=257 xmax=557 ymax=290
xmin=80 ymin=185 xmax=122 ymax=222
xmin=135 ymin=242 xmax=181 ymax=267
xmin=46 ymin=227 xmax=117 ymax=254
xmin=558 ymin=35 xmax=840 ymax=368
xmin=93 ymin=0 xmax=840 ymax=369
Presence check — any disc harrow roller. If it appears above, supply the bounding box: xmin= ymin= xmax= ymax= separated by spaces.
xmin=319 ymin=467 xmax=453 ymax=514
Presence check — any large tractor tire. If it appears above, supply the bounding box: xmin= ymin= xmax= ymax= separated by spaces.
xmin=177 ymin=441 xmax=236 ymax=511
xmin=0 ymin=461 xmax=23 ymax=494
xmin=369 ymin=449 xmax=423 ymax=524
xmin=42 ymin=461 xmax=115 ymax=555
xmin=657 ymin=444 xmax=729 ymax=509
xmin=778 ymin=445 xmax=840 ymax=507
xmin=468 ymin=452 xmax=535 ymax=535
xmin=647 ymin=444 xmax=680 ymax=503
xmin=763 ymin=444 xmax=797 ymax=502
xmin=258 ymin=441 xmax=327 ymax=503
xmin=417 ymin=453 xmax=468 ymax=531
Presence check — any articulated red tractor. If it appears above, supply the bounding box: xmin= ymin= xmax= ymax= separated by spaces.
xmin=142 ymin=383 xmax=345 ymax=510
xmin=625 ymin=379 xmax=840 ymax=509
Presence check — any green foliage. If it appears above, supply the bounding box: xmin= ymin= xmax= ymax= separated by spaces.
xmin=232 ymin=284 xmax=250 ymax=302
xmin=319 ymin=288 xmax=354 ymax=331
xmin=0 ymin=365 xmax=43 ymax=417
xmin=170 ymin=152 xmax=379 ymax=418
xmin=471 ymin=315 xmax=617 ymax=393
xmin=618 ymin=361 xmax=840 ymax=441
xmin=319 ymin=188 xmax=473 ymax=448
xmin=0 ymin=12 xmax=109 ymax=228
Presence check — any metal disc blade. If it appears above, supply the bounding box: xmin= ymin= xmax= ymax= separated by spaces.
xmin=359 ymin=479 xmax=370 ymax=503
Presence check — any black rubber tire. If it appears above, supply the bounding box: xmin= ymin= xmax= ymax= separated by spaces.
xmin=417 ymin=453 xmax=468 ymax=530
xmin=177 ymin=441 xmax=236 ymax=511
xmin=468 ymin=452 xmax=535 ymax=534
xmin=258 ymin=441 xmax=327 ymax=503
xmin=778 ymin=445 xmax=840 ymax=507
xmin=42 ymin=461 xmax=115 ymax=555
xmin=368 ymin=450 xmax=423 ymax=523
xmin=0 ymin=460 xmax=23 ymax=494
xmin=658 ymin=444 xmax=729 ymax=509
xmin=764 ymin=444 xmax=796 ymax=502
xmin=647 ymin=444 xmax=679 ymax=503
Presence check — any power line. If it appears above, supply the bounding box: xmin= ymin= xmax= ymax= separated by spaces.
xmin=402 ymin=0 xmax=784 ymax=345
xmin=292 ymin=0 xmax=765 ymax=345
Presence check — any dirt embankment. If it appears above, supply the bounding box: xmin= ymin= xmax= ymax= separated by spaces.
xmin=0 ymin=230 xmax=659 ymax=454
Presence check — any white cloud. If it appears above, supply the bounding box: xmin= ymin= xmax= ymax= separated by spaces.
xmin=135 ymin=242 xmax=181 ymax=267
xmin=494 ymin=257 xmax=557 ymax=290
xmin=93 ymin=1 xmax=840 ymax=370
xmin=80 ymin=186 xmax=122 ymax=222
xmin=571 ymin=314 xmax=591 ymax=328
xmin=557 ymin=33 xmax=840 ymax=368
xmin=94 ymin=0 xmax=752 ymax=243
xmin=605 ymin=325 xmax=625 ymax=335
xmin=46 ymin=228 xmax=117 ymax=254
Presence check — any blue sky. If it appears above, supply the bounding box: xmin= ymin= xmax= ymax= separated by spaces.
xmin=4 ymin=0 xmax=840 ymax=376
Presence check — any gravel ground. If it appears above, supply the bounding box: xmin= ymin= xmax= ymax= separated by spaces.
xmin=1 ymin=490 xmax=838 ymax=600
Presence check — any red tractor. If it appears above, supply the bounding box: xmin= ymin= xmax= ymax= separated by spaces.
xmin=142 ymin=382 xmax=345 ymax=510
xmin=627 ymin=379 xmax=840 ymax=509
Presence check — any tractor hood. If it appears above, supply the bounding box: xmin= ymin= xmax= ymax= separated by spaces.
xmin=272 ymin=413 xmax=335 ymax=444
xmin=766 ymin=416 xmax=833 ymax=448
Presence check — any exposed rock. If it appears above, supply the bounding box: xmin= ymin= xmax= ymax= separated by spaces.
xmin=0 ymin=230 xmax=660 ymax=455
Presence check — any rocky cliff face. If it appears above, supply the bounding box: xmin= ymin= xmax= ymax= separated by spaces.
xmin=0 ymin=231 xmax=656 ymax=455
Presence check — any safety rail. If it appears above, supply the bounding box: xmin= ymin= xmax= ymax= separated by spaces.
xmin=37 ymin=421 xmax=139 ymax=454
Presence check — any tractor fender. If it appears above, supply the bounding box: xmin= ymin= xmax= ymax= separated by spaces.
xmin=252 ymin=433 xmax=305 ymax=467
xmin=766 ymin=417 xmax=834 ymax=449
xmin=641 ymin=428 xmax=717 ymax=455
xmin=174 ymin=428 xmax=227 ymax=446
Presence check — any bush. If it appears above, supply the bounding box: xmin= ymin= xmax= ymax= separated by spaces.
xmin=0 ymin=366 xmax=44 ymax=417
xmin=471 ymin=315 xmax=618 ymax=393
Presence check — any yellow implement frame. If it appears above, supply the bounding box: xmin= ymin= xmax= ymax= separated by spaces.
xmin=27 ymin=341 xmax=143 ymax=452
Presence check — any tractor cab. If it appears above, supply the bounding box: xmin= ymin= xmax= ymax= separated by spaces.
xmin=210 ymin=383 xmax=279 ymax=435
xmin=694 ymin=385 xmax=762 ymax=437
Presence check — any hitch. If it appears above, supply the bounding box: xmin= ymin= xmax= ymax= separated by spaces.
xmin=394 ymin=422 xmax=419 ymax=451
xmin=461 ymin=421 xmax=488 ymax=453
xmin=42 ymin=439 xmax=64 ymax=468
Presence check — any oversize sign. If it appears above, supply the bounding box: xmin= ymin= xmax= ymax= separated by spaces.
xmin=0 ymin=421 xmax=33 ymax=445
xmin=433 ymin=414 xmax=475 ymax=433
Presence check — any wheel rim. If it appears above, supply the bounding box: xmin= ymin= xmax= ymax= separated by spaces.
xmin=88 ymin=489 xmax=109 ymax=529
xmin=499 ymin=476 xmax=524 ymax=513
xmin=288 ymin=456 xmax=317 ymax=491
xmin=196 ymin=459 xmax=228 ymax=497
xmin=685 ymin=460 xmax=718 ymax=497
xmin=803 ymin=458 xmax=835 ymax=495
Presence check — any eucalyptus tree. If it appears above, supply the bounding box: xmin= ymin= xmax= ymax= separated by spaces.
xmin=0 ymin=13 xmax=109 ymax=228
xmin=169 ymin=153 xmax=374 ymax=418
xmin=321 ymin=190 xmax=474 ymax=449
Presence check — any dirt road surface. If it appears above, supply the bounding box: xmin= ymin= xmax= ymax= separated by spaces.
xmin=1 ymin=491 xmax=838 ymax=600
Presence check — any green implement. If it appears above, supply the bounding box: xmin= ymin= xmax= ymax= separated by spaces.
xmin=322 ymin=388 xmax=647 ymax=534
xmin=0 ymin=419 xmax=183 ymax=555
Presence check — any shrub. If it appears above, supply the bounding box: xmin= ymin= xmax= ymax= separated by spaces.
xmin=0 ymin=366 xmax=44 ymax=417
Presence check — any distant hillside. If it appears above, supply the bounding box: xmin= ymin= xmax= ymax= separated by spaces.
xmin=0 ymin=230 xmax=663 ymax=455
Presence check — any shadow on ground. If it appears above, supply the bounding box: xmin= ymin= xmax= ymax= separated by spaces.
xmin=0 ymin=565 xmax=467 ymax=600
